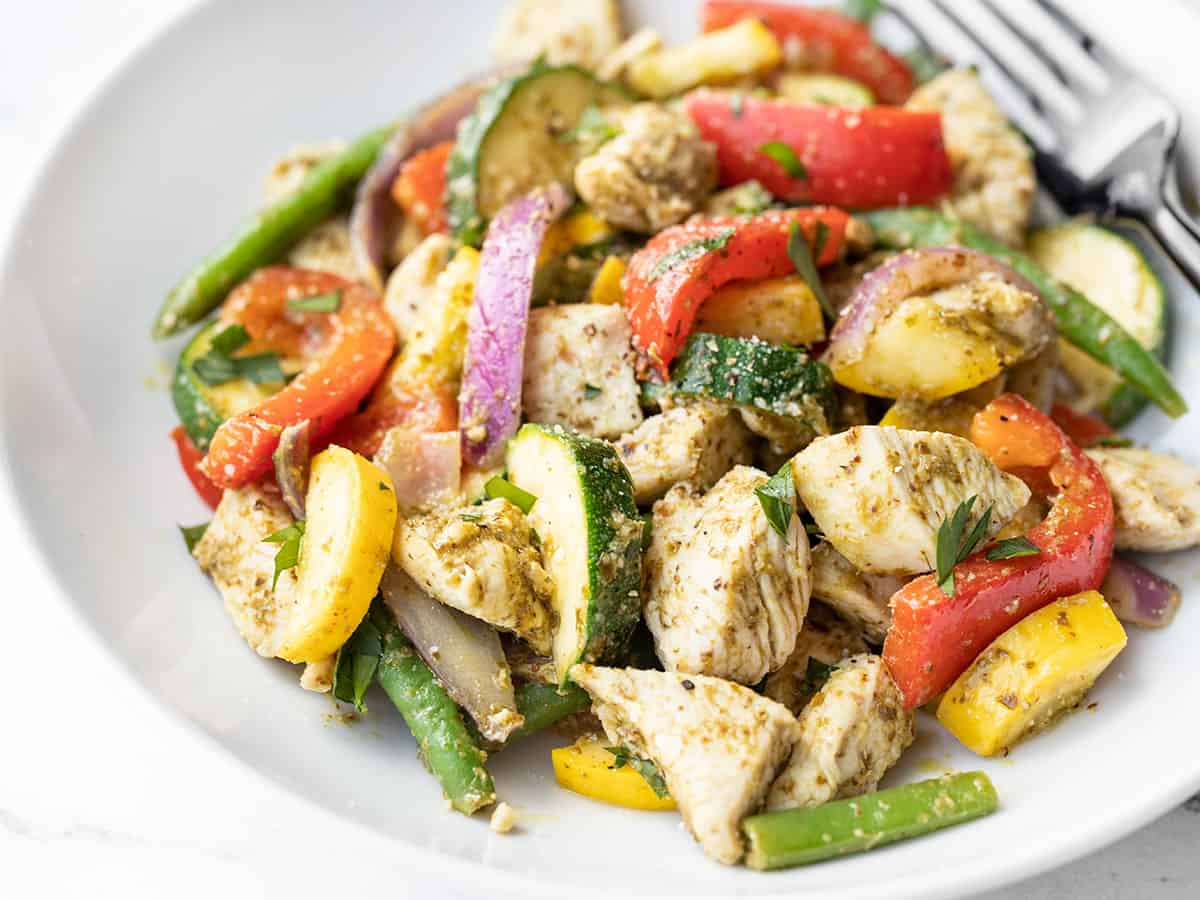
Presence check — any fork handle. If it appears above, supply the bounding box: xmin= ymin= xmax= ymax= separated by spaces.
xmin=1149 ymin=202 xmax=1200 ymax=293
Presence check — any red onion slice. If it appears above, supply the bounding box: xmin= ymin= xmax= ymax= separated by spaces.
xmin=272 ymin=419 xmax=310 ymax=520
xmin=1102 ymin=555 xmax=1182 ymax=629
xmin=373 ymin=427 xmax=461 ymax=513
xmin=458 ymin=183 xmax=572 ymax=467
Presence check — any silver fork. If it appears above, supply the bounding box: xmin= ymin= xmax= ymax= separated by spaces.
xmin=889 ymin=0 xmax=1200 ymax=289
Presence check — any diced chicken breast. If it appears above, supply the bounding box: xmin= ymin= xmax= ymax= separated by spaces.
xmin=1086 ymin=448 xmax=1200 ymax=551
xmin=522 ymin=305 xmax=643 ymax=439
xmin=300 ymin=655 xmax=336 ymax=693
xmin=767 ymin=654 xmax=915 ymax=811
xmin=571 ymin=665 xmax=798 ymax=865
xmin=810 ymin=542 xmax=902 ymax=643
xmin=395 ymin=498 xmax=555 ymax=652
xmin=614 ymin=402 xmax=755 ymax=505
xmin=644 ymin=466 xmax=812 ymax=685
xmin=193 ymin=485 xmax=299 ymax=657
xmin=492 ymin=0 xmax=623 ymax=69
xmin=906 ymin=69 xmax=1035 ymax=247
xmin=763 ymin=603 xmax=870 ymax=715
xmin=574 ymin=103 xmax=718 ymax=233
xmin=382 ymin=233 xmax=455 ymax=342
xmin=597 ymin=27 xmax=663 ymax=81
xmin=792 ymin=427 xmax=1031 ymax=575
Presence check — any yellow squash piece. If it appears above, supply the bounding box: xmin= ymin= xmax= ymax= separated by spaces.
xmin=937 ymin=591 xmax=1127 ymax=757
xmin=627 ymin=19 xmax=781 ymax=99
xmin=275 ymin=446 xmax=398 ymax=663
xmin=552 ymin=738 xmax=676 ymax=811
xmin=695 ymin=275 xmax=825 ymax=346
xmin=878 ymin=379 xmax=1006 ymax=438
xmin=776 ymin=73 xmax=874 ymax=107
xmin=392 ymin=246 xmax=480 ymax=389
xmin=539 ymin=208 xmax=615 ymax=265
xmin=587 ymin=255 xmax=626 ymax=305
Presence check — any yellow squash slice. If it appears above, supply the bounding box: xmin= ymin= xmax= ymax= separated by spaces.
xmin=552 ymin=738 xmax=676 ymax=811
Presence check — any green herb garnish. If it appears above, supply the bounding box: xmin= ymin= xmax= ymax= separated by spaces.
xmin=583 ymin=383 xmax=603 ymax=400
xmin=332 ymin=615 xmax=382 ymax=712
xmin=606 ymin=747 xmax=670 ymax=799
xmin=192 ymin=323 xmax=285 ymax=386
xmin=755 ymin=463 xmax=796 ymax=538
xmin=288 ymin=289 xmax=342 ymax=313
xmin=179 ymin=522 xmax=209 ymax=553
xmin=759 ymin=141 xmax=807 ymax=179
xmin=459 ymin=512 xmax=484 ymax=523
xmin=787 ymin=221 xmax=835 ymax=321
xmin=231 ymin=352 xmax=287 ymax=385
xmin=647 ymin=227 xmax=736 ymax=283
xmin=798 ymin=657 xmax=836 ymax=697
xmin=529 ymin=528 xmax=541 ymax=549
xmin=986 ymin=536 xmax=1041 ymax=561
xmin=484 ymin=475 xmax=537 ymax=514
xmin=209 ymin=323 xmax=250 ymax=355
xmin=1092 ymin=434 xmax=1134 ymax=448
xmin=264 ymin=520 xmax=306 ymax=590
xmin=641 ymin=516 xmax=654 ymax=551
xmin=560 ymin=103 xmax=620 ymax=146
xmin=935 ymin=496 xmax=993 ymax=597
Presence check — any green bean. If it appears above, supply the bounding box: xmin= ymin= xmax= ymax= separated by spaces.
xmin=509 ymin=680 xmax=591 ymax=740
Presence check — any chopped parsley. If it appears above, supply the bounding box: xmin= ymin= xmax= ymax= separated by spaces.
xmin=560 ymin=103 xmax=620 ymax=146
xmin=755 ymin=463 xmax=796 ymax=539
xmin=332 ymin=615 xmax=382 ymax=712
xmin=484 ymin=475 xmax=537 ymax=514
xmin=787 ymin=220 xmax=835 ymax=321
xmin=192 ymin=323 xmax=285 ymax=386
xmin=288 ymin=289 xmax=342 ymax=313
xmin=179 ymin=522 xmax=209 ymax=553
xmin=935 ymin=496 xmax=993 ymax=597
xmin=264 ymin=520 xmax=306 ymax=590
xmin=986 ymin=536 xmax=1041 ymax=561
xmin=583 ymin=383 xmax=603 ymax=400
xmin=606 ymin=746 xmax=670 ymax=799
xmin=647 ymin=226 xmax=736 ymax=283
xmin=798 ymin=657 xmax=836 ymax=697
xmin=759 ymin=141 xmax=807 ymax=180
xmin=459 ymin=512 xmax=484 ymax=523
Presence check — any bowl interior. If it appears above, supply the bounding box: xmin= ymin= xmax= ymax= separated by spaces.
xmin=2 ymin=2 xmax=1199 ymax=897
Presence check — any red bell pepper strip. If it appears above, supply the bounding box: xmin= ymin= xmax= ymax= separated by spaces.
xmin=683 ymin=91 xmax=953 ymax=209
xmin=391 ymin=140 xmax=453 ymax=236
xmin=1049 ymin=402 xmax=1117 ymax=449
xmin=624 ymin=207 xmax=848 ymax=377
xmin=702 ymin=1 xmax=915 ymax=104
xmin=329 ymin=382 xmax=458 ymax=458
xmin=882 ymin=394 xmax=1115 ymax=709
xmin=170 ymin=426 xmax=223 ymax=509
xmin=199 ymin=267 xmax=395 ymax=489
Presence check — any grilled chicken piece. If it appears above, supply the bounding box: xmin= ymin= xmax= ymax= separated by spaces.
xmin=810 ymin=542 xmax=902 ymax=644
xmin=571 ymin=665 xmax=798 ymax=865
xmin=522 ymin=305 xmax=643 ymax=439
xmin=767 ymin=655 xmax=915 ymax=811
xmin=574 ymin=103 xmax=718 ymax=233
xmin=492 ymin=0 xmax=623 ymax=69
xmin=614 ymin=402 xmax=755 ymax=505
xmin=906 ymin=69 xmax=1035 ymax=247
xmin=300 ymin=655 xmax=336 ymax=693
xmin=792 ymin=427 xmax=1031 ymax=575
xmin=1087 ymin=448 xmax=1200 ymax=551
xmin=381 ymin=233 xmax=454 ymax=343
xmin=395 ymin=498 xmax=555 ymax=652
xmin=763 ymin=603 xmax=870 ymax=715
xmin=644 ymin=467 xmax=812 ymax=685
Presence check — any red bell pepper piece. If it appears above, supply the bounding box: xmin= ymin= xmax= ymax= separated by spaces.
xmin=882 ymin=394 xmax=1115 ymax=709
xmin=683 ymin=91 xmax=953 ymax=209
xmin=391 ymin=140 xmax=453 ymax=236
xmin=702 ymin=1 xmax=915 ymax=104
xmin=1049 ymin=402 xmax=1117 ymax=449
xmin=329 ymin=382 xmax=458 ymax=458
xmin=170 ymin=426 xmax=223 ymax=509
xmin=624 ymin=207 xmax=848 ymax=377
xmin=199 ymin=267 xmax=395 ymax=489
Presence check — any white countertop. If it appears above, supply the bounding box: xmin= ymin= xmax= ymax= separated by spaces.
xmin=1 ymin=2 xmax=1197 ymax=897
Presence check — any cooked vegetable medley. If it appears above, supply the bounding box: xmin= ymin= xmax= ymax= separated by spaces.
xmin=158 ymin=0 xmax=1198 ymax=872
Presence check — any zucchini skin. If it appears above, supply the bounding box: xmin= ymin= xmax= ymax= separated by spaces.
xmin=171 ymin=321 xmax=226 ymax=451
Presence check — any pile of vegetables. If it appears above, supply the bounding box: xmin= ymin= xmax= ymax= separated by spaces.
xmin=154 ymin=0 xmax=1195 ymax=875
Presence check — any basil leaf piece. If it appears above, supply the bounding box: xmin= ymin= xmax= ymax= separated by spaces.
xmin=798 ymin=657 xmax=835 ymax=697
xmin=1093 ymin=434 xmax=1133 ymax=448
xmin=288 ymin=289 xmax=342 ymax=313
xmin=332 ymin=616 xmax=382 ymax=712
xmin=759 ymin=141 xmax=807 ymax=179
xmin=264 ymin=520 xmax=305 ymax=590
xmin=583 ymin=383 xmax=603 ymax=400
xmin=235 ymin=352 xmax=287 ymax=385
xmin=934 ymin=496 xmax=995 ymax=597
xmin=755 ymin=463 xmax=796 ymax=538
xmin=484 ymin=475 xmax=537 ymax=514
xmin=179 ymin=522 xmax=209 ymax=553
xmin=986 ymin=536 xmax=1041 ymax=561
xmin=560 ymin=103 xmax=620 ymax=146
xmin=647 ymin=226 xmax=736 ymax=283
xmin=605 ymin=747 xmax=670 ymax=799
xmin=787 ymin=221 xmax=835 ymax=321
xmin=191 ymin=353 xmax=239 ymax=385
xmin=209 ymin=324 xmax=251 ymax=356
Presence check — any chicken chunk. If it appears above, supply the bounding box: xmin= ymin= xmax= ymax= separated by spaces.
xmin=906 ymin=69 xmax=1035 ymax=247
xmin=193 ymin=485 xmax=299 ymax=657
xmin=792 ymin=426 xmax=1031 ymax=575
xmin=571 ymin=664 xmax=798 ymax=865
xmin=492 ymin=0 xmax=623 ymax=70
xmin=810 ymin=542 xmax=902 ymax=644
xmin=574 ymin=103 xmax=718 ymax=233
xmin=300 ymin=655 xmax=336 ymax=693
xmin=763 ymin=603 xmax=870 ymax=715
xmin=767 ymin=655 xmax=915 ymax=811
xmin=381 ymin=233 xmax=454 ymax=342
xmin=1086 ymin=448 xmax=1200 ymax=551
xmin=614 ymin=402 xmax=755 ymax=505
xmin=522 ymin=305 xmax=643 ymax=439
xmin=644 ymin=466 xmax=812 ymax=685
xmin=395 ymin=498 xmax=555 ymax=652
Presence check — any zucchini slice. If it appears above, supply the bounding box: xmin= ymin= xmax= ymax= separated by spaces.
xmin=1028 ymin=222 xmax=1167 ymax=426
xmin=667 ymin=332 xmax=837 ymax=441
xmin=446 ymin=61 xmax=627 ymax=245
xmin=506 ymin=424 xmax=642 ymax=682
xmin=171 ymin=321 xmax=278 ymax=450
xmin=775 ymin=73 xmax=874 ymax=108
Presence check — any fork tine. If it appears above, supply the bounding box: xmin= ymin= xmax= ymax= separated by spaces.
xmin=991 ymin=0 xmax=1110 ymax=95
xmin=931 ymin=0 xmax=1084 ymax=125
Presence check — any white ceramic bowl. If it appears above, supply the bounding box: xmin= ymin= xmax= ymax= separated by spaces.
xmin=2 ymin=2 xmax=1199 ymax=897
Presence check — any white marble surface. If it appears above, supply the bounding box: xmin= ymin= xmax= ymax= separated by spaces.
xmin=1 ymin=2 xmax=1197 ymax=898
